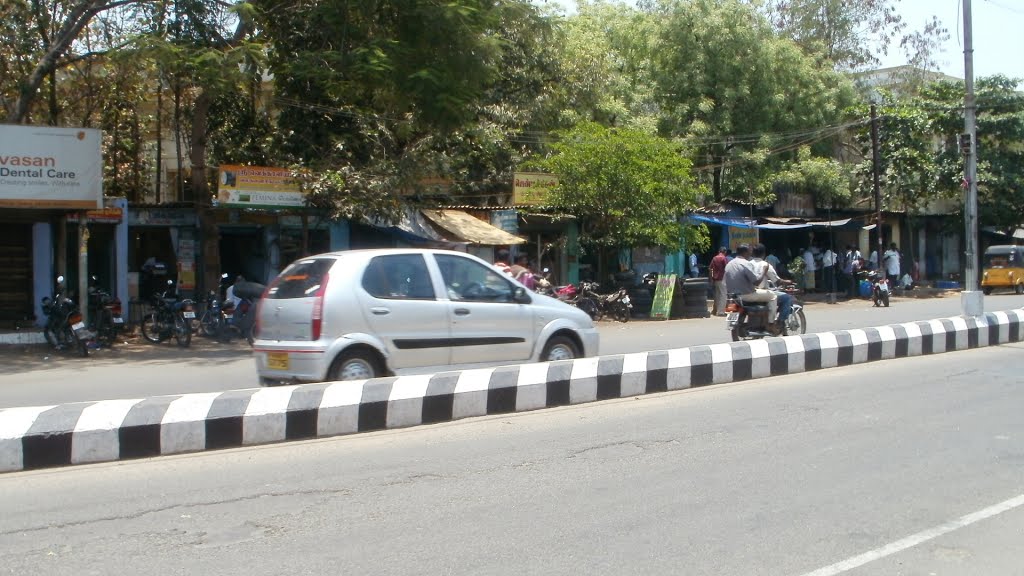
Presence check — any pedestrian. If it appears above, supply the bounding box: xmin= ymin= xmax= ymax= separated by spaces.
xmin=493 ymin=249 xmax=512 ymax=276
xmin=842 ymin=246 xmax=857 ymax=299
xmin=709 ymin=247 xmax=728 ymax=316
xmin=883 ymin=243 xmax=901 ymax=289
xmin=689 ymin=252 xmax=700 ymax=278
xmin=821 ymin=246 xmax=836 ymax=293
xmin=509 ymin=254 xmax=535 ymax=289
xmin=803 ymin=247 xmax=817 ymax=292
xmin=868 ymin=248 xmax=879 ymax=272
xmin=766 ymin=250 xmax=781 ymax=272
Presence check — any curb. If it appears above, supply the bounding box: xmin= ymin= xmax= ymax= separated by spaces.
xmin=2 ymin=310 xmax=1022 ymax=473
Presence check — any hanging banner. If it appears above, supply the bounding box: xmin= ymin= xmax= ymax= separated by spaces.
xmin=217 ymin=165 xmax=305 ymax=208
xmin=0 ymin=125 xmax=103 ymax=209
xmin=650 ymin=274 xmax=677 ymax=320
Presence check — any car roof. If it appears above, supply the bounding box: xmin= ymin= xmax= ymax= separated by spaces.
xmin=985 ymin=245 xmax=1022 ymax=254
xmin=295 ymin=248 xmax=486 ymax=261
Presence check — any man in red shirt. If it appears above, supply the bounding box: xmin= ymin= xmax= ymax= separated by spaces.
xmin=709 ymin=247 xmax=729 ymax=316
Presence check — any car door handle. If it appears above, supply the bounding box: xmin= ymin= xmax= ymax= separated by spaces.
xmin=371 ymin=307 xmax=390 ymax=315
xmin=454 ymin=308 xmax=471 ymax=316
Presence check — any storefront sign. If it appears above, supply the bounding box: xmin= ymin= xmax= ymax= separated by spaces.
xmin=218 ymin=165 xmax=305 ymax=208
xmin=489 ymin=210 xmax=519 ymax=234
xmin=67 ymin=207 xmax=123 ymax=223
xmin=129 ymin=208 xmax=196 ymax=227
xmin=774 ymin=192 xmax=816 ymax=218
xmin=728 ymin=226 xmax=759 ymax=251
xmin=513 ymin=172 xmax=558 ymax=205
xmin=0 ymin=125 xmax=102 ymax=209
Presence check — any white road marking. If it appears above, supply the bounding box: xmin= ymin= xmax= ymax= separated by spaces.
xmin=797 ymin=493 xmax=1024 ymax=576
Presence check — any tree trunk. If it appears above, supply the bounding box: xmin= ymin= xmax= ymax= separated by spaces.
xmin=189 ymin=90 xmax=220 ymax=293
xmin=712 ymin=163 xmax=724 ymax=202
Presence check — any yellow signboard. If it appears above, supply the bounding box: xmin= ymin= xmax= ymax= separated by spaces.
xmin=218 ymin=165 xmax=304 ymax=208
xmin=513 ymin=172 xmax=558 ymax=205
xmin=650 ymin=274 xmax=677 ymax=320
xmin=729 ymin=226 xmax=759 ymax=252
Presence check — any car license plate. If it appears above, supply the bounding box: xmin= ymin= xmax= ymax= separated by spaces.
xmin=72 ymin=321 xmax=85 ymax=331
xmin=112 ymin=317 xmax=124 ymax=324
xmin=224 ymin=314 xmax=233 ymax=320
xmin=183 ymin=311 xmax=196 ymax=319
xmin=267 ymin=352 xmax=289 ymax=371
xmin=726 ymin=312 xmax=738 ymax=322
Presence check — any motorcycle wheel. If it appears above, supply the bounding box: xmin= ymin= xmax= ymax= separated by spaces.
xmin=174 ymin=314 xmax=192 ymax=347
xmin=613 ymin=302 xmax=630 ymax=323
xmin=786 ymin=309 xmax=808 ymax=336
xmin=96 ymin=309 xmax=115 ymax=346
xmin=882 ymin=293 xmax=890 ymax=307
xmin=141 ymin=314 xmax=167 ymax=343
xmin=245 ymin=326 xmax=254 ymax=346
xmin=44 ymin=325 xmax=61 ymax=348
xmin=730 ymin=313 xmax=748 ymax=342
xmin=65 ymin=325 xmax=88 ymax=357
xmin=200 ymin=311 xmax=220 ymax=338
xmin=575 ymin=297 xmax=600 ymax=320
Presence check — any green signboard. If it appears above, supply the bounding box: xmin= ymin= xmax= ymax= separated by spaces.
xmin=650 ymin=274 xmax=677 ymax=320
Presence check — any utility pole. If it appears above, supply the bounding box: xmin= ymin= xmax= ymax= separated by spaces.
xmin=962 ymin=0 xmax=983 ymax=317
xmin=870 ymin=104 xmax=883 ymax=261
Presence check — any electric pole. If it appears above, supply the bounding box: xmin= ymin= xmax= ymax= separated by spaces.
xmin=870 ymin=104 xmax=883 ymax=262
xmin=962 ymin=0 xmax=983 ymax=316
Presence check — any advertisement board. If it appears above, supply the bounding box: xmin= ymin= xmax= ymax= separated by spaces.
xmin=217 ymin=165 xmax=305 ymax=208
xmin=0 ymin=125 xmax=102 ymax=209
xmin=513 ymin=172 xmax=558 ymax=205
xmin=728 ymin=226 xmax=759 ymax=252
xmin=650 ymin=274 xmax=677 ymax=320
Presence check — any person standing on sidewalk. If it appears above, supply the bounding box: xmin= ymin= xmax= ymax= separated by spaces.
xmin=709 ymin=247 xmax=729 ymax=316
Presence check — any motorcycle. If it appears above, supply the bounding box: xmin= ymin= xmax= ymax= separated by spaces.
xmin=228 ymin=280 xmax=266 ymax=346
xmin=600 ymin=288 xmax=632 ymax=323
xmin=197 ymin=273 xmax=233 ymax=339
xmin=141 ymin=279 xmax=195 ymax=347
xmin=863 ymin=270 xmax=891 ymax=307
xmin=87 ymin=275 xmax=124 ymax=347
xmin=41 ymin=275 xmax=91 ymax=357
xmin=726 ymin=284 xmax=807 ymax=341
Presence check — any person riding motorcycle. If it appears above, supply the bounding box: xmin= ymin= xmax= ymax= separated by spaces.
xmin=724 ymin=244 xmax=771 ymax=315
xmin=751 ymin=243 xmax=794 ymax=328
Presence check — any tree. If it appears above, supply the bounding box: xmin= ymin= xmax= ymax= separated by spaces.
xmin=534 ymin=121 xmax=707 ymax=252
xmin=762 ymin=0 xmax=949 ymax=72
xmin=651 ymin=0 xmax=855 ymax=203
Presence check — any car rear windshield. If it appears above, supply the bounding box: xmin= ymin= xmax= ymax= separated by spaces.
xmin=267 ymin=258 xmax=335 ymax=299
xmin=984 ymin=252 xmax=1018 ymax=268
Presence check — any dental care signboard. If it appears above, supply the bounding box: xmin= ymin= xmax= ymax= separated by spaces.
xmin=0 ymin=125 xmax=102 ymax=209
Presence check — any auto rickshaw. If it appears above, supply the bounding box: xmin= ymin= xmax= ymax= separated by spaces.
xmin=981 ymin=244 xmax=1024 ymax=295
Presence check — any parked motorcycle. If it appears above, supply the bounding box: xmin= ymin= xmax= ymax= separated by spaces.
xmin=726 ymin=285 xmax=807 ymax=341
xmin=197 ymin=273 xmax=233 ymax=339
xmin=862 ymin=270 xmax=891 ymax=307
xmin=600 ymin=288 xmax=633 ymax=323
xmin=141 ymin=279 xmax=195 ymax=347
xmin=87 ymin=275 xmax=124 ymax=347
xmin=41 ymin=275 xmax=91 ymax=357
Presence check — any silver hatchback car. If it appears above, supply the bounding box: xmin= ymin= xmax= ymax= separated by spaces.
xmin=253 ymin=248 xmax=599 ymax=382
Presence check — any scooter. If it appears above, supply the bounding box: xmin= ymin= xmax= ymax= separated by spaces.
xmin=726 ymin=285 xmax=807 ymax=341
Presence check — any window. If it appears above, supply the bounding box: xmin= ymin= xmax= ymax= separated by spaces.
xmin=362 ymin=254 xmax=436 ymax=300
xmin=267 ymin=258 xmax=335 ymax=299
xmin=435 ymin=254 xmax=515 ymax=302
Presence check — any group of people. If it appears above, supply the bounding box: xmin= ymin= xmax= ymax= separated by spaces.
xmin=803 ymin=242 xmax=908 ymax=296
xmin=708 ymin=243 xmax=794 ymax=332
xmin=494 ymin=249 xmax=537 ymax=290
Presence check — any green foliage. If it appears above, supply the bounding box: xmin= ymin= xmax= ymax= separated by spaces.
xmin=535 ymin=122 xmax=707 ymax=251
xmin=650 ymin=0 xmax=855 ymax=203
xmin=772 ymin=146 xmax=854 ymax=206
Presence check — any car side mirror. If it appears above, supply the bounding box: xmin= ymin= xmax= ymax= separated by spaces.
xmin=513 ymin=286 xmax=531 ymax=304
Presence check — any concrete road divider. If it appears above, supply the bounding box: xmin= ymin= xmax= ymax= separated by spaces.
xmin=2 ymin=310 xmax=1022 ymax=473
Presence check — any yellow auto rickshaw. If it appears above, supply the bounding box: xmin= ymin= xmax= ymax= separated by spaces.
xmin=982 ymin=244 xmax=1024 ymax=295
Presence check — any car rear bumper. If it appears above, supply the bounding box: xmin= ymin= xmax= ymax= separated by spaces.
xmin=253 ymin=341 xmax=330 ymax=382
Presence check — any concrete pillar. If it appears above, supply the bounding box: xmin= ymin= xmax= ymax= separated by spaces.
xmin=113 ymin=198 xmax=128 ymax=302
xmin=32 ymin=223 xmax=53 ymax=327
xmin=566 ymin=220 xmax=579 ymax=285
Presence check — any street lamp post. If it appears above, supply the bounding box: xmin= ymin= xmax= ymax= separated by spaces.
xmin=961 ymin=0 xmax=983 ymax=317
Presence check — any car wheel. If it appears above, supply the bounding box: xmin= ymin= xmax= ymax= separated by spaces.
xmin=328 ymin=349 xmax=382 ymax=381
xmin=542 ymin=335 xmax=579 ymax=362
xmin=1016 ymin=283 xmax=1023 ymax=295
xmin=983 ymin=287 xmax=993 ymax=295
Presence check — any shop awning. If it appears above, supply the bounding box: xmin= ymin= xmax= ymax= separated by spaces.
xmin=688 ymin=214 xmax=758 ymax=228
xmin=366 ymin=209 xmax=466 ymax=248
xmin=756 ymin=218 xmax=853 ymax=230
xmin=421 ymin=209 xmax=526 ymax=245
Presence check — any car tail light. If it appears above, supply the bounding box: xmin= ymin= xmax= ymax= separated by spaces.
xmin=311 ymin=272 xmax=329 ymax=341
xmin=111 ymin=299 xmax=122 ymax=316
xmin=69 ymin=313 xmax=83 ymax=325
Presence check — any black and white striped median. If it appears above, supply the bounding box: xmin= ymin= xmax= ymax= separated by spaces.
xmin=2 ymin=309 xmax=1022 ymax=473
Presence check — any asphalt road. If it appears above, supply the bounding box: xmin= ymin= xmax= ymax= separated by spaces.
xmin=2 ymin=344 xmax=1023 ymax=575
xmin=0 ymin=293 xmax=1022 ymax=409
